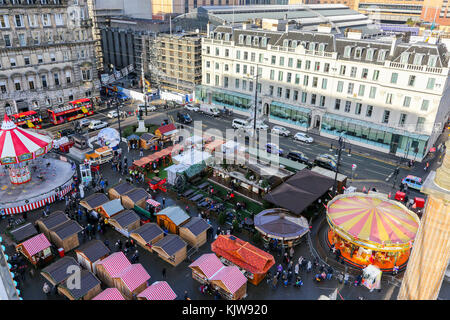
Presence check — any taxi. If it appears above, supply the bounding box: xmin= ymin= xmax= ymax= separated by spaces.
xmin=401 ymin=175 xmax=423 ymax=191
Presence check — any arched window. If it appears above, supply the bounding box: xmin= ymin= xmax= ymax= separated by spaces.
xmin=246 ymin=36 xmax=252 ymax=45
xmin=343 ymin=46 xmax=352 ymax=58
xmin=261 ymin=37 xmax=267 ymax=47
xmin=224 ymin=33 xmax=230 ymax=41
xmin=210 ymin=32 xmax=214 ymax=39
xmin=253 ymin=37 xmax=259 ymax=46
xmin=238 ymin=34 xmax=244 ymax=44
xmin=283 ymin=39 xmax=290 ymax=47
xmin=301 ymin=41 xmax=307 ymax=48
xmin=216 ymin=33 xmax=222 ymax=40
xmin=291 ymin=40 xmax=298 ymax=48
xmin=318 ymin=43 xmax=326 ymax=52
xmin=309 ymin=42 xmax=316 ymax=51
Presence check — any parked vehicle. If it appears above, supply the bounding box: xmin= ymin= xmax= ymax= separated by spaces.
xmin=184 ymin=103 xmax=200 ymax=112
xmin=287 ymin=151 xmax=310 ymax=165
xmin=199 ymin=104 xmax=220 ymax=116
xmin=88 ymin=120 xmax=108 ymax=131
xmin=246 ymin=120 xmax=269 ymax=131
xmin=319 ymin=154 xmax=337 ymax=162
xmin=266 ymin=143 xmax=284 ymax=155
xmin=138 ymin=105 xmax=156 ymax=113
xmin=293 ymin=132 xmax=314 ymax=143
xmin=232 ymin=118 xmax=248 ymax=129
xmin=271 ymin=126 xmax=291 ymax=137
xmin=78 ymin=118 xmax=92 ymax=127
xmin=107 ymin=110 xmax=126 ymax=118
xmin=177 ymin=112 xmax=192 ymax=124
xmin=314 ymin=155 xmax=337 ymax=171
xmin=401 ymin=175 xmax=423 ymax=191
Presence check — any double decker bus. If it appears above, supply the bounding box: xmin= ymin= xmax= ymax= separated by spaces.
xmin=47 ymin=98 xmax=94 ymax=125
xmin=10 ymin=110 xmax=43 ymax=129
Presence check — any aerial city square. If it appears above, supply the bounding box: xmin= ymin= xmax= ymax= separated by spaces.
xmin=0 ymin=0 xmax=449 ymax=306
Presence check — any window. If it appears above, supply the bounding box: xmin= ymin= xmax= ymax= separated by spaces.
xmin=377 ymin=50 xmax=386 ymax=62
xmin=321 ymin=78 xmax=327 ymax=90
xmin=285 ymin=89 xmax=290 ymax=99
xmin=318 ymin=43 xmax=326 ymax=52
xmin=271 ymin=55 xmax=276 ymax=65
xmin=312 ymin=77 xmax=318 ymax=88
xmin=366 ymin=48 xmax=375 ymax=61
xmin=224 ymin=64 xmax=229 ymax=72
xmin=301 ymin=92 xmax=307 ymax=103
xmin=0 ymin=81 xmax=7 ymax=94
xmin=251 ymin=52 xmax=255 ymax=62
xmin=426 ymin=78 xmax=435 ymax=90
xmin=3 ymin=34 xmax=11 ymax=47
xmin=335 ymin=99 xmax=341 ymax=110
xmin=261 ymin=37 xmax=267 ymax=47
xmin=235 ymin=79 xmax=239 ymax=89
xmin=14 ymin=14 xmax=24 ymax=27
xmin=54 ymin=13 xmax=64 ymax=26
xmin=215 ymin=48 xmax=219 ymax=56
xmin=10 ymin=58 xmax=16 ymax=67
xmin=295 ymin=74 xmax=300 ymax=84
xmin=421 ymin=100 xmax=429 ymax=111
xmin=236 ymin=64 xmax=240 ymax=73
xmin=243 ymin=65 xmax=247 ymax=74
xmin=215 ymin=63 xmax=219 ymax=70
xmin=225 ymin=49 xmax=229 ymax=57
xmin=253 ymin=37 xmax=259 ymax=46
xmin=314 ymin=62 xmax=320 ymax=71
xmin=14 ymin=79 xmax=21 ymax=91
xmin=278 ymin=71 xmax=283 ymax=81
xmin=358 ymin=85 xmax=365 ymax=97
xmin=279 ymin=57 xmax=284 ymax=66
xmin=337 ymin=81 xmax=343 ymax=93
xmin=303 ymin=75 xmax=309 ymax=86
xmin=286 ymin=73 xmax=292 ymax=83
xmin=339 ymin=65 xmax=346 ymax=75
xmin=206 ymin=73 xmax=210 ymax=84
xmin=293 ymin=90 xmax=299 ymax=101
xmin=403 ymin=96 xmax=411 ymax=107
xmin=82 ymin=69 xmax=91 ymax=81
xmin=355 ymin=47 xmax=363 ymax=59
xmin=369 ymin=86 xmax=376 ymax=99
xmin=288 ymin=58 xmax=293 ymax=68
xmin=347 ymin=83 xmax=354 ymax=94
xmin=277 ymin=87 xmax=282 ymax=98
xmin=413 ymin=54 xmax=424 ymax=66
xmin=309 ymin=43 xmax=316 ymax=51
xmin=345 ymin=101 xmax=351 ymax=112
xmin=41 ymin=75 xmax=48 ymax=88
xmin=386 ymin=93 xmax=393 ymax=104
xmin=390 ymin=73 xmax=398 ymax=84
xmin=24 ymin=56 xmax=30 ymax=65
xmin=361 ymin=68 xmax=368 ymax=79
xmin=372 ymin=70 xmax=379 ymax=81
xmin=408 ymin=75 xmax=416 ymax=86
xmin=54 ymin=73 xmax=60 ymax=86
xmin=399 ymin=113 xmax=407 ymax=127
xmin=242 ymin=80 xmax=247 ymax=90
xmin=37 ymin=55 xmax=43 ymax=63
xmin=305 ymin=60 xmax=311 ymax=70
xmin=366 ymin=105 xmax=373 ymax=117
xmin=258 ymin=53 xmax=263 ymax=63
xmin=238 ymin=35 xmax=244 ymax=44
xmin=400 ymin=52 xmax=409 ymax=64
xmin=246 ymin=36 xmax=251 ymax=46
xmin=42 ymin=14 xmax=51 ymax=26
xmin=416 ymin=117 xmax=425 ymax=131
xmin=382 ymin=110 xmax=390 ymax=124
xmin=320 ymin=96 xmax=326 ymax=107
xmin=355 ymin=103 xmax=362 ymax=115
xmin=243 ymin=51 xmax=248 ymax=60
xmin=311 ymin=94 xmax=316 ymax=105
xmin=292 ymin=41 xmax=298 ymax=48
xmin=18 ymin=33 xmax=26 ymax=46
xmin=324 ymin=63 xmax=330 ymax=73
xmin=215 ymin=75 xmax=219 ymax=86
xmin=249 ymin=81 xmax=253 ymax=92
xmin=0 ymin=15 xmax=10 ymax=28
xmin=343 ymin=46 xmax=352 ymax=58
xmin=428 ymin=55 xmax=438 ymax=67
xmin=206 ymin=61 xmax=210 ymax=68
xmin=269 ymin=85 xmax=273 ymax=96
xmin=270 ymin=70 xmax=275 ymax=81
xmin=350 ymin=67 xmax=357 ymax=77
xmin=65 ymin=70 xmax=71 ymax=84
xmin=296 ymin=59 xmax=301 ymax=69
xmin=224 ymin=76 xmax=228 ymax=88
xmin=50 ymin=53 xmax=56 ymax=62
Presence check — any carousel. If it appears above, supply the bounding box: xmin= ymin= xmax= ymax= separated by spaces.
xmin=326 ymin=192 xmax=420 ymax=271
xmin=0 ymin=114 xmax=74 ymax=215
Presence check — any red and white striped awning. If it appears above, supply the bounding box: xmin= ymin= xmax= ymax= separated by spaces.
xmin=2 ymin=194 xmax=56 ymax=215
xmin=57 ymin=185 xmax=72 ymax=198
xmin=138 ymin=281 xmax=177 ymax=300
xmin=209 ymin=266 xmax=247 ymax=294
xmin=21 ymin=233 xmax=51 ymax=256
xmin=96 ymin=252 xmax=131 ymax=277
xmin=119 ymin=263 xmax=151 ymax=292
xmin=146 ymin=199 xmax=161 ymax=207
xmin=189 ymin=253 xmax=224 ymax=278
xmin=92 ymin=288 xmax=125 ymax=300
xmin=0 ymin=114 xmax=52 ymax=163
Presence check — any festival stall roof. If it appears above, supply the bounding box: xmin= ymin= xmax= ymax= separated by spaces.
xmin=155 ymin=123 xmax=178 ymax=137
xmin=117 ymin=263 xmax=151 ymax=295
xmin=108 ymin=210 xmax=141 ymax=235
xmin=152 ymin=234 xmax=187 ymax=266
xmin=108 ymin=182 xmax=135 ymax=200
xmin=80 ymin=193 xmax=110 ymax=211
xmin=41 ymin=256 xmax=80 ymax=286
xmin=97 ymin=199 xmax=125 ymax=218
xmin=189 ymin=253 xmax=225 ymax=279
xmin=58 ymin=269 xmax=101 ymax=300
xmin=264 ymin=169 xmax=334 ymax=215
xmin=204 ymin=139 xmax=225 ymax=153
xmin=126 ymin=134 xmax=140 ymax=141
xmin=140 ymin=133 xmax=155 ymax=141
xmin=95 ymin=251 xmax=132 ymax=287
xmin=254 ymin=208 xmax=310 ymax=241
xmin=122 ymin=188 xmax=150 ymax=210
xmin=179 ymin=217 xmax=211 ymax=248
xmin=92 ymin=288 xmax=125 ymax=300
xmin=311 ymin=166 xmax=347 ymax=193
xmin=166 ymin=163 xmax=191 ymax=185
xmin=36 ymin=211 xmax=70 ymax=238
xmin=211 ymin=235 xmax=275 ymax=285
xmin=49 ymin=220 xmax=83 ymax=252
xmin=130 ymin=223 xmax=164 ymax=252
xmin=172 ymin=149 xmax=212 ymax=166
xmin=75 ymin=240 xmax=110 ymax=273
xmin=133 ymin=145 xmax=180 ymax=167
xmin=155 ymin=206 xmax=190 ymax=234
xmin=10 ymin=222 xmax=38 ymax=243
xmin=209 ymin=266 xmax=248 ymax=299
xmin=137 ymin=281 xmax=177 ymax=300
xmin=17 ymin=233 xmax=51 ymax=262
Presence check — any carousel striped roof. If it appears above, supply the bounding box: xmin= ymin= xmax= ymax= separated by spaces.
xmin=209 ymin=266 xmax=247 ymax=294
xmin=21 ymin=233 xmax=51 ymax=257
xmin=138 ymin=281 xmax=177 ymax=300
xmin=92 ymin=288 xmax=125 ymax=300
xmin=97 ymin=252 xmax=131 ymax=277
xmin=189 ymin=253 xmax=224 ymax=278
xmin=0 ymin=114 xmax=52 ymax=162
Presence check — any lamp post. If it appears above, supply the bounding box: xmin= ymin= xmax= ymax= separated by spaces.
xmin=333 ymin=135 xmax=345 ymax=195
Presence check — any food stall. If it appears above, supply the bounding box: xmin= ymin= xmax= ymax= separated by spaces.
xmin=57 ymin=269 xmax=101 ymax=300
xmin=362 ymin=265 xmax=382 ymax=290
xmin=80 ymin=193 xmax=110 ymax=212
xmin=204 ymin=139 xmax=225 ymax=154
xmin=108 ymin=182 xmax=135 ymax=201
xmin=154 ymin=123 xmax=178 ymax=143
xmin=10 ymin=223 xmax=38 ymax=244
xmin=79 ymin=162 xmax=93 ymax=186
xmin=121 ymin=188 xmax=150 ymax=210
xmin=95 ymin=199 xmax=125 ymax=219
xmin=126 ymin=134 xmax=140 ymax=149
xmin=75 ymin=240 xmax=110 ymax=274
xmin=137 ymin=281 xmax=177 ymax=300
xmin=107 ymin=210 xmax=141 ymax=238
xmin=326 ymin=192 xmax=420 ymax=271
xmin=189 ymin=253 xmax=225 ymax=284
xmin=179 ymin=217 xmax=211 ymax=248
xmin=155 ymin=206 xmax=190 ymax=235
xmin=152 ymin=234 xmax=187 ymax=266
xmin=92 ymin=288 xmax=125 ymax=300
xmin=130 ymin=223 xmax=164 ymax=253
xmin=209 ymin=266 xmax=247 ymax=300
xmin=146 ymin=198 xmax=162 ymax=215
xmin=85 ymin=147 xmax=113 ymax=165
xmin=95 ymin=252 xmax=132 ymax=287
xmin=16 ymin=233 xmax=53 ymax=267
xmin=49 ymin=220 xmax=83 ymax=253
xmin=140 ymin=132 xmax=158 ymax=150
xmin=36 ymin=211 xmax=70 ymax=239
xmin=41 ymin=256 xmax=80 ymax=287
xmin=114 ymin=263 xmax=151 ymax=300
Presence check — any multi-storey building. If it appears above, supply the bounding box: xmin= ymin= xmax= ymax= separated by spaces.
xmin=0 ymin=0 xmax=99 ymax=116
xmin=198 ymin=21 xmax=449 ymax=160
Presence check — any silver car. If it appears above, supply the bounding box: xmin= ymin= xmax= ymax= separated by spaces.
xmin=271 ymin=126 xmax=291 ymax=137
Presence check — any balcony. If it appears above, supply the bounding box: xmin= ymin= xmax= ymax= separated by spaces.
xmin=387 ymin=61 xmax=446 ymax=75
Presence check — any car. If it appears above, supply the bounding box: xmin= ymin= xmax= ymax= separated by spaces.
xmin=314 ymin=156 xmax=337 ymax=171
xmin=319 ymin=153 xmax=337 ymax=162
xmin=266 ymin=143 xmax=284 ymax=155
xmin=401 ymin=175 xmax=423 ymax=191
xmin=246 ymin=121 xmax=269 ymax=131
xmin=287 ymin=151 xmax=309 ymax=165
xmin=78 ymin=118 xmax=92 ymax=127
xmin=232 ymin=118 xmax=248 ymax=129
xmin=271 ymin=126 xmax=291 ymax=137
xmin=184 ymin=103 xmax=200 ymax=112
xmin=293 ymin=132 xmax=314 ymax=143
xmin=138 ymin=105 xmax=156 ymax=112
xmin=177 ymin=112 xmax=192 ymax=124
xmin=88 ymin=120 xmax=108 ymax=131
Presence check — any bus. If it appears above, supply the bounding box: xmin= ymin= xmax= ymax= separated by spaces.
xmin=47 ymin=98 xmax=94 ymax=125
xmin=10 ymin=110 xmax=43 ymax=129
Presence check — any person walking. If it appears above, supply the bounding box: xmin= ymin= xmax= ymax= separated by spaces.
xmin=162 ymin=197 xmax=166 ymax=208
xmin=43 ymin=282 xmax=51 ymax=296
xmin=162 ymin=267 xmax=167 ymax=279
xmin=272 ymin=275 xmax=278 ymax=290
xmin=139 ymin=148 xmax=144 ymax=157
xmin=184 ymin=291 xmax=190 ymax=300
xmin=294 ymin=263 xmax=299 ymax=277
xmin=289 ymin=246 xmax=295 ymax=260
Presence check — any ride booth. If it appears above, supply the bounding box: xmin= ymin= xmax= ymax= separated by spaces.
xmin=75 ymin=240 xmax=111 ymax=274
xmin=140 ymin=133 xmax=158 ymax=151
xmin=79 ymin=163 xmax=93 ymax=187
xmin=49 ymin=220 xmax=83 ymax=253
xmin=36 ymin=211 xmax=70 ymax=239
xmin=107 ymin=210 xmax=141 ymax=238
xmin=137 ymin=281 xmax=177 ymax=300
xmin=58 ymin=269 xmax=101 ymax=300
xmin=152 ymin=234 xmax=187 ymax=267
xmin=15 ymin=233 xmax=53 ymax=267
xmin=179 ymin=217 xmax=211 ymax=248
xmin=130 ymin=223 xmax=165 ymax=253
xmin=362 ymin=265 xmax=382 ymax=291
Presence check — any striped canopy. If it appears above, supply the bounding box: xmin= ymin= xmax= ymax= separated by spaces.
xmin=0 ymin=114 xmax=52 ymax=164
xmin=327 ymin=193 xmax=420 ymax=250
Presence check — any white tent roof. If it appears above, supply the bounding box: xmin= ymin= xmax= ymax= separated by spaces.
xmin=172 ymin=149 xmax=211 ymax=166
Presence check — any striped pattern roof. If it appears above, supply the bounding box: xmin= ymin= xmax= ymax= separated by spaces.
xmin=97 ymin=252 xmax=131 ymax=277
xmin=138 ymin=281 xmax=177 ymax=300
xmin=119 ymin=264 xmax=151 ymax=292
xmin=209 ymin=266 xmax=247 ymax=294
xmin=189 ymin=253 xmax=224 ymax=278
xmin=92 ymin=288 xmax=125 ymax=300
xmin=21 ymin=233 xmax=51 ymax=257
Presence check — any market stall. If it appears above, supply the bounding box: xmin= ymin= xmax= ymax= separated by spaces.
xmin=155 ymin=206 xmax=190 ymax=235
xmin=209 ymin=266 xmax=247 ymax=300
xmin=10 ymin=222 xmax=38 ymax=244
xmin=137 ymin=281 xmax=177 ymax=300
xmin=172 ymin=149 xmax=212 ymax=166
xmin=189 ymin=253 xmax=225 ymax=284
xmin=75 ymin=240 xmax=110 ymax=274
xmin=326 ymin=192 xmax=420 ymax=271
xmin=80 ymin=193 xmax=110 ymax=211
xmin=57 ymin=269 xmax=101 ymax=300
xmin=107 ymin=210 xmax=141 ymax=238
xmin=179 ymin=217 xmax=211 ymax=248
xmin=362 ymin=265 xmax=382 ymax=290
xmin=155 ymin=123 xmax=178 ymax=143
xmin=95 ymin=251 xmax=132 ymax=287
xmin=108 ymin=182 xmax=135 ymax=201
xmin=114 ymin=263 xmax=151 ymax=300
xmin=41 ymin=256 xmax=80 ymax=287
xmin=152 ymin=234 xmax=187 ymax=266
xmin=146 ymin=198 xmax=162 ymax=215
xmin=92 ymin=288 xmax=125 ymax=300
xmin=122 ymin=188 xmax=150 ymax=210
xmin=140 ymin=132 xmax=158 ymax=150
xmin=127 ymin=134 xmax=140 ymax=150
xmin=49 ymin=220 xmax=83 ymax=252
xmin=211 ymin=235 xmax=275 ymax=285
xmin=204 ymin=139 xmax=225 ymax=154
xmin=96 ymin=199 xmax=125 ymax=219
xmin=36 ymin=211 xmax=70 ymax=239
xmin=16 ymin=233 xmax=53 ymax=267
xmin=166 ymin=163 xmax=190 ymax=186
xmin=130 ymin=223 xmax=164 ymax=253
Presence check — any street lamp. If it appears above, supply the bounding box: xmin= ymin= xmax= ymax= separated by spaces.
xmin=244 ymin=69 xmax=262 ymax=140
xmin=333 ymin=135 xmax=345 ymax=195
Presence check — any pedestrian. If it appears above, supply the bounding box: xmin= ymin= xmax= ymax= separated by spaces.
xmin=392 ymin=265 xmax=399 ymax=275
xmin=184 ymin=291 xmax=190 ymax=300
xmin=283 ymin=252 xmax=290 ymax=265
xmin=327 ymin=267 xmax=334 ymax=280
xmin=139 ymin=148 xmax=144 ymax=157
xmin=287 ymin=260 xmax=293 ymax=272
xmin=294 ymin=263 xmax=299 ymax=277
xmin=289 ymin=246 xmax=294 ymax=259
xmin=162 ymin=197 xmax=166 ymax=208
xmin=162 ymin=267 xmax=167 ymax=279
xmin=277 ymin=264 xmax=283 ymax=275
xmin=43 ymin=282 xmax=51 ymax=296
xmin=306 ymin=260 xmax=312 ymax=273
xmin=272 ymin=275 xmax=278 ymax=290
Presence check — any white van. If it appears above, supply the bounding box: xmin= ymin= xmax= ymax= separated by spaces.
xmin=199 ymin=104 xmax=220 ymax=117
xmin=232 ymin=119 xmax=248 ymax=129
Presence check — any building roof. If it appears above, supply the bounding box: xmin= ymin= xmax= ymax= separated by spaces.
xmin=209 ymin=266 xmax=247 ymax=294
xmin=119 ymin=264 xmax=151 ymax=292
xmin=137 ymin=281 xmax=177 ymax=300
xmin=97 ymin=252 xmax=131 ymax=278
xmin=254 ymin=208 xmax=310 ymax=240
xmin=10 ymin=223 xmax=38 ymax=243
xmin=83 ymin=193 xmax=110 ymax=209
xmin=110 ymin=210 xmax=140 ymax=229
xmin=140 ymin=133 xmax=155 ymax=141
xmin=92 ymin=288 xmax=125 ymax=300
xmin=157 ymin=123 xmax=177 ymax=136
xmin=41 ymin=256 xmax=80 ymax=285
xmin=75 ymin=240 xmax=110 ymax=262
xmin=153 ymin=234 xmax=187 ymax=256
xmin=21 ymin=233 xmax=51 ymax=257
xmin=101 ymin=199 xmax=124 ymax=216
xmin=155 ymin=206 xmax=190 ymax=226
xmin=181 ymin=217 xmax=211 ymax=236
xmin=37 ymin=211 xmax=70 ymax=230
xmin=60 ymin=270 xmax=100 ymax=300
xmin=124 ymin=188 xmax=149 ymax=203
xmin=51 ymin=220 xmax=83 ymax=240
xmin=211 ymin=235 xmax=275 ymax=275
xmin=189 ymin=253 xmax=224 ymax=278
xmin=131 ymin=223 xmax=164 ymax=243
xmin=110 ymin=182 xmax=135 ymax=196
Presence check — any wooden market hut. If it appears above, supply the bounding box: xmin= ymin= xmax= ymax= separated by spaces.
xmin=58 ymin=269 xmax=102 ymax=300
xmin=211 ymin=235 xmax=275 ymax=286
xmin=10 ymin=222 xmax=38 ymax=243
xmin=189 ymin=253 xmax=225 ymax=284
xmin=16 ymin=233 xmax=53 ymax=267
xmin=152 ymin=234 xmax=187 ymax=267
xmin=108 ymin=182 xmax=135 ymax=201
xmin=49 ymin=220 xmax=83 ymax=252
xmin=41 ymin=256 xmax=80 ymax=287
xmin=35 ymin=211 xmax=70 ymax=239
xmin=140 ymin=132 xmax=157 ymax=150
xmin=80 ymin=193 xmax=110 ymax=211
xmin=121 ymin=188 xmax=150 ymax=210
xmin=107 ymin=210 xmax=141 ymax=237
xmin=209 ymin=266 xmax=248 ymax=300
xmin=179 ymin=217 xmax=211 ymax=248
xmin=75 ymin=240 xmax=110 ymax=274
xmin=155 ymin=206 xmax=190 ymax=235
xmin=95 ymin=251 xmax=132 ymax=287
xmin=126 ymin=134 xmax=140 ymax=149
xmin=96 ymin=199 xmax=125 ymax=219
xmin=92 ymin=288 xmax=125 ymax=300
xmin=154 ymin=123 xmax=177 ymax=142
xmin=130 ymin=223 xmax=164 ymax=253
xmin=114 ymin=263 xmax=151 ymax=300
xmin=137 ymin=281 xmax=177 ymax=300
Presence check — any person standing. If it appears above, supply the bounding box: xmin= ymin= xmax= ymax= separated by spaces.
xmin=139 ymin=147 xmax=144 ymax=157
xmin=162 ymin=197 xmax=166 ymax=208
xmin=162 ymin=268 xmax=167 ymax=279
xmin=294 ymin=263 xmax=299 ymax=277
xmin=272 ymin=275 xmax=278 ymax=290
xmin=289 ymin=246 xmax=295 ymax=260
xmin=184 ymin=291 xmax=190 ymax=300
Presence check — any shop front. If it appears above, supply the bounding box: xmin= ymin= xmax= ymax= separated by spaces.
xmin=195 ymin=85 xmax=252 ymax=113
xmin=268 ymin=101 xmax=312 ymax=129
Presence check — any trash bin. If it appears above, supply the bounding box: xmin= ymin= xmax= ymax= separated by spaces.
xmin=58 ymin=248 xmax=65 ymax=258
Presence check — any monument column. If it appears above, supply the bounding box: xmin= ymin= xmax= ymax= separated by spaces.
xmin=398 ymin=139 xmax=450 ymax=300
